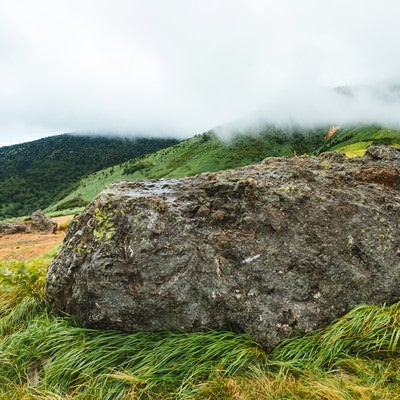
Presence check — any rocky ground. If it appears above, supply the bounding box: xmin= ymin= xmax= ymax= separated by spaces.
xmin=0 ymin=216 xmax=70 ymax=261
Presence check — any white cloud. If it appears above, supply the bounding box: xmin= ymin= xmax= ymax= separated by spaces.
xmin=1 ymin=0 xmax=400 ymax=145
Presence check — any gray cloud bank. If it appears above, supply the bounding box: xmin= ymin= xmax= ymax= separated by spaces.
xmin=1 ymin=0 xmax=400 ymax=145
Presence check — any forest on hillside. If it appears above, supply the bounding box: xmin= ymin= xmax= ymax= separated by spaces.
xmin=0 ymin=134 xmax=178 ymax=219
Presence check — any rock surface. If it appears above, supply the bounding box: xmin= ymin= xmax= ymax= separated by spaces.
xmin=0 ymin=210 xmax=57 ymax=234
xmin=46 ymin=145 xmax=400 ymax=350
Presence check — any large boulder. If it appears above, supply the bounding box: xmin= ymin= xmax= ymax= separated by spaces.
xmin=46 ymin=145 xmax=400 ymax=351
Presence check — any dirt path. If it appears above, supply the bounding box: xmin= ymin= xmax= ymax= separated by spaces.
xmin=0 ymin=215 xmax=72 ymax=261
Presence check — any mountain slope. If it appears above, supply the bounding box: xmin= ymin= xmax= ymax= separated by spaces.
xmin=317 ymin=125 xmax=400 ymax=156
xmin=0 ymin=134 xmax=178 ymax=219
xmin=47 ymin=126 xmax=327 ymax=212
xmin=47 ymin=124 xmax=400 ymax=214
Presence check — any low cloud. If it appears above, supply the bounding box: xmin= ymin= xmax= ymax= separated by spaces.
xmin=1 ymin=0 xmax=400 ymax=144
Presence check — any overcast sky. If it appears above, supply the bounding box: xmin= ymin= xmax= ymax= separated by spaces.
xmin=1 ymin=0 xmax=400 ymax=146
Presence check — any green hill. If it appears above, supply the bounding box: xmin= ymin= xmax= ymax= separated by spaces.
xmin=46 ymin=126 xmax=326 ymax=213
xmin=317 ymin=125 xmax=400 ymax=156
xmin=47 ymin=124 xmax=400 ymax=215
xmin=0 ymin=134 xmax=178 ymax=220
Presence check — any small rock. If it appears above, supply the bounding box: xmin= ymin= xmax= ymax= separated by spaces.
xmin=0 ymin=210 xmax=57 ymax=235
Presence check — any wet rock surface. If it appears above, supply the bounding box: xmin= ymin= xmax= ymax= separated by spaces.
xmin=46 ymin=145 xmax=400 ymax=350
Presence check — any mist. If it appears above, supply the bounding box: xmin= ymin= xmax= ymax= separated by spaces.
xmin=1 ymin=0 xmax=400 ymax=145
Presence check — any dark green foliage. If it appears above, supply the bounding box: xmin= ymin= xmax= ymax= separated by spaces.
xmin=0 ymin=134 xmax=178 ymax=219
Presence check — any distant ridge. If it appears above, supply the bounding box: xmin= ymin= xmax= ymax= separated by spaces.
xmin=47 ymin=124 xmax=400 ymax=215
xmin=0 ymin=134 xmax=178 ymax=219
xmin=3 ymin=125 xmax=400 ymax=220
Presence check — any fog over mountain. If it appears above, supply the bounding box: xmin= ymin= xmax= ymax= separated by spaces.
xmin=1 ymin=0 xmax=400 ymax=146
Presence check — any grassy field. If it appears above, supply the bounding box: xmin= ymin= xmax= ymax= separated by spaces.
xmin=2 ymin=247 xmax=400 ymax=399
xmin=317 ymin=125 xmax=400 ymax=157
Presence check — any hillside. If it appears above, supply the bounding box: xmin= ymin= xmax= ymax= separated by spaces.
xmin=0 ymin=134 xmax=178 ymax=219
xmin=48 ymin=124 xmax=400 ymax=214
xmin=317 ymin=125 xmax=400 ymax=156
xmin=47 ymin=126 xmax=327 ymax=212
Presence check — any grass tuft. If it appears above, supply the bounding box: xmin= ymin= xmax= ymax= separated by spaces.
xmin=0 ymin=306 xmax=265 ymax=398
xmin=272 ymin=302 xmax=400 ymax=370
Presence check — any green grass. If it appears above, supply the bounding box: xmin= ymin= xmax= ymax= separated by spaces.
xmin=317 ymin=125 xmax=400 ymax=155
xmin=2 ymin=249 xmax=400 ymax=398
xmin=334 ymin=141 xmax=374 ymax=157
xmin=336 ymin=141 xmax=400 ymax=158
